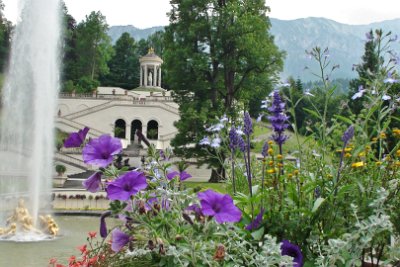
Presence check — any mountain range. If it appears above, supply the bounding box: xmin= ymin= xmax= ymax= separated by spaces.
xmin=108 ymin=17 xmax=400 ymax=81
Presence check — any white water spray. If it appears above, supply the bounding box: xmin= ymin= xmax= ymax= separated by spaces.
xmin=0 ymin=0 xmax=61 ymax=233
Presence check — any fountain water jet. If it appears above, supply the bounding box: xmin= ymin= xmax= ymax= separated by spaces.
xmin=0 ymin=0 xmax=61 ymax=240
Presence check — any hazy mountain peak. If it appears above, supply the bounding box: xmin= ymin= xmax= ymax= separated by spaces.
xmin=108 ymin=17 xmax=400 ymax=81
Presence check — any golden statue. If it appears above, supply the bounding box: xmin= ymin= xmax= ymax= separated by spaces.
xmin=0 ymin=198 xmax=59 ymax=238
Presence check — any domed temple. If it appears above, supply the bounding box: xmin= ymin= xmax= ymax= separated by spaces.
xmin=54 ymin=49 xmax=180 ymax=184
xmin=56 ymin=49 xmax=178 ymax=151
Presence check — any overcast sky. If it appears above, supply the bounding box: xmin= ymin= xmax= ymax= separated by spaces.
xmin=3 ymin=0 xmax=400 ymax=28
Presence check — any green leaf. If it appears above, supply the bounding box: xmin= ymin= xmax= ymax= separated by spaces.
xmin=250 ymin=226 xmax=264 ymax=241
xmin=312 ymin=197 xmax=325 ymax=213
xmin=303 ymin=108 xmax=320 ymax=119
xmin=334 ymin=115 xmax=353 ymax=125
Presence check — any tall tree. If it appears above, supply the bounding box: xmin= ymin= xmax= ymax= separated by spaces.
xmin=74 ymin=11 xmax=113 ymax=89
xmin=164 ymin=0 xmax=284 ymax=180
xmin=100 ymin=32 xmax=139 ymax=89
xmin=348 ymin=29 xmax=382 ymax=114
xmin=61 ymin=2 xmax=79 ymax=90
xmin=0 ymin=0 xmax=12 ymax=72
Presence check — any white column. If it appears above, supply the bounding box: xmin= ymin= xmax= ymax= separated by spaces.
xmin=139 ymin=66 xmax=142 ymax=86
xmin=158 ymin=67 xmax=162 ymax=87
xmin=144 ymin=65 xmax=148 ymax=87
xmin=153 ymin=65 xmax=157 ymax=87
xmin=125 ymin=124 xmax=131 ymax=142
xmin=142 ymin=126 xmax=148 ymax=139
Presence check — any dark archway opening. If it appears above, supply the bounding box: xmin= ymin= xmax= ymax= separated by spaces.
xmin=114 ymin=119 xmax=126 ymax=138
xmin=147 ymin=120 xmax=158 ymax=140
xmin=130 ymin=120 xmax=142 ymax=141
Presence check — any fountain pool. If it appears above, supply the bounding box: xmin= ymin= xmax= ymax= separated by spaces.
xmin=0 ymin=216 xmax=115 ymax=266
xmin=0 ymin=0 xmax=62 ymax=239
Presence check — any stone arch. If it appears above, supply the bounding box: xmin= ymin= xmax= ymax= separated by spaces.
xmin=130 ymin=119 xmax=143 ymax=141
xmin=146 ymin=120 xmax=158 ymax=140
xmin=114 ymin=119 xmax=126 ymax=139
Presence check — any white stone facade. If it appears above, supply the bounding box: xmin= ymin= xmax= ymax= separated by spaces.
xmin=56 ymin=87 xmax=179 ymax=149
xmin=56 ymin=50 xmax=179 ymax=150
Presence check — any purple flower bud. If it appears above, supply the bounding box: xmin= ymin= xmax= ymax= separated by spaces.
xmin=159 ymin=150 xmax=166 ymax=160
xmin=261 ymin=142 xmax=269 ymax=157
xmin=229 ymin=126 xmax=238 ymax=151
xmin=341 ymin=125 xmax=354 ymax=144
xmin=237 ymin=135 xmax=246 ymax=153
xmin=267 ymin=90 xmax=289 ymax=146
xmin=243 ymin=112 xmax=253 ymax=136
xmin=100 ymin=211 xmax=112 ymax=238
xmin=245 ymin=208 xmax=264 ymax=230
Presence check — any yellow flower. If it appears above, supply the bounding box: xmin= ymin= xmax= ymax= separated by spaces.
xmin=375 ymin=161 xmax=383 ymax=166
xmin=396 ymin=150 xmax=400 ymax=157
xmin=351 ymin=162 xmax=365 ymax=168
xmin=393 ymin=128 xmax=400 ymax=138
xmin=365 ymin=145 xmax=371 ymax=152
xmin=267 ymin=168 xmax=275 ymax=174
xmin=288 ymin=173 xmax=293 ymax=179
xmin=380 ymin=132 xmax=387 ymax=139
xmin=372 ymin=137 xmax=378 ymax=142
xmin=345 ymin=153 xmax=352 ymax=158
xmin=268 ymin=160 xmax=274 ymax=166
xmin=267 ymin=140 xmax=274 ymax=146
xmin=268 ymin=148 xmax=274 ymax=156
xmin=277 ymin=163 xmax=284 ymax=168
xmin=344 ymin=147 xmax=352 ymax=153
xmin=358 ymin=152 xmax=365 ymax=157
xmin=277 ymin=154 xmax=283 ymax=160
xmin=293 ymin=169 xmax=299 ymax=175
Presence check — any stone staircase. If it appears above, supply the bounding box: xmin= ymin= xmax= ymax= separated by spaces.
xmin=123 ymin=143 xmax=142 ymax=157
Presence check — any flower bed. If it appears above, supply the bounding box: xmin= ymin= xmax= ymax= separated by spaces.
xmin=50 ymin=32 xmax=400 ymax=267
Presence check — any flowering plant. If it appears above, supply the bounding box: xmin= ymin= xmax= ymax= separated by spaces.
xmin=51 ymin=132 xmax=295 ymax=266
xmin=51 ymin=30 xmax=400 ymax=266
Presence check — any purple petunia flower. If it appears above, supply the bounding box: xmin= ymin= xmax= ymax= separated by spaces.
xmin=82 ymin=134 xmax=122 ymax=167
xmin=281 ymin=240 xmax=304 ymax=267
xmin=245 ymin=208 xmax=264 ymax=230
xmin=107 ymin=171 xmax=148 ymax=201
xmin=268 ymin=90 xmax=289 ymax=147
xmin=64 ymin=127 xmax=89 ymax=148
xmin=197 ymin=189 xmax=242 ymax=224
xmin=111 ymin=228 xmax=131 ymax=252
xmin=82 ymin=172 xmax=102 ymax=193
xmin=100 ymin=211 xmax=111 ymax=238
xmin=166 ymin=170 xmax=192 ymax=181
